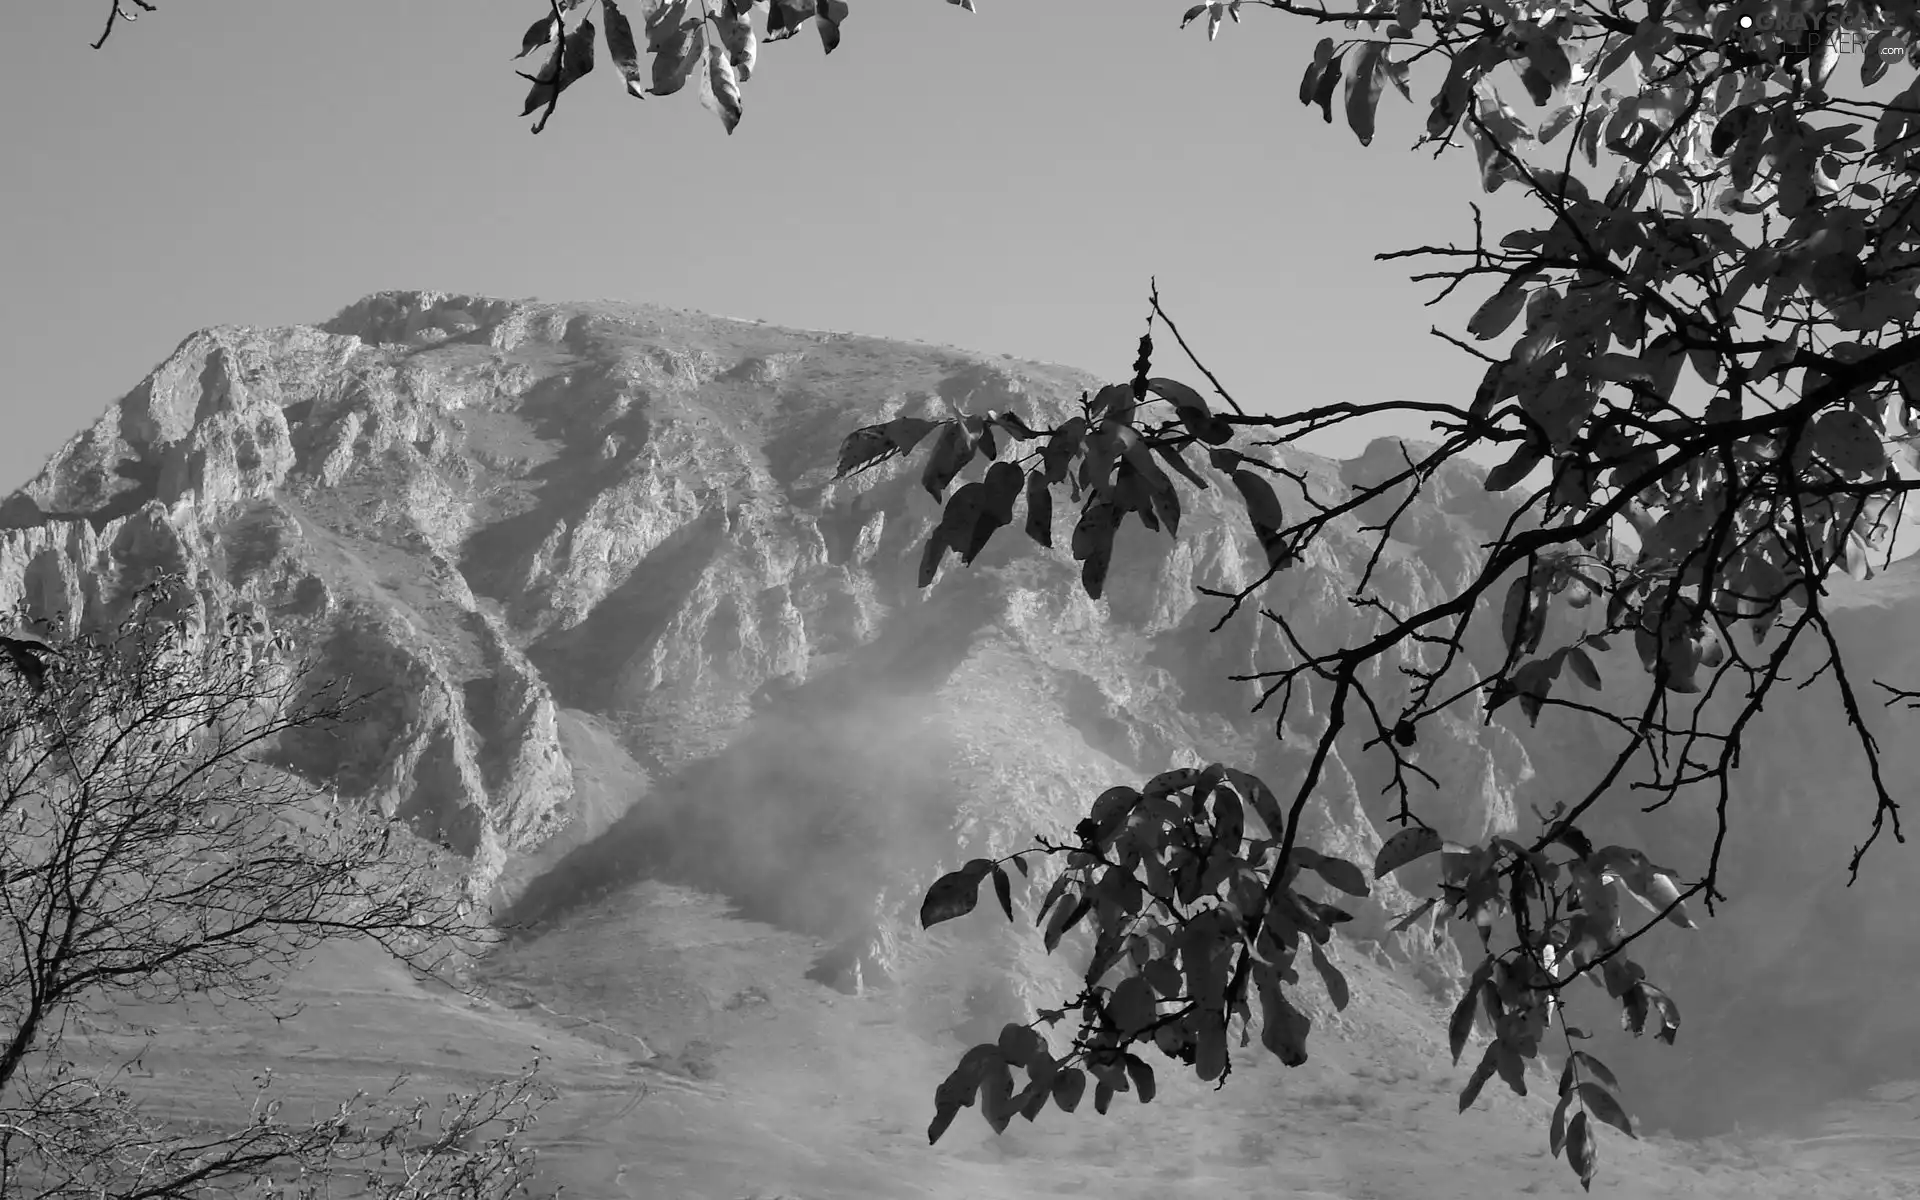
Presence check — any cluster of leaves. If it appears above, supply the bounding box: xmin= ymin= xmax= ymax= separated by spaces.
xmin=914 ymin=760 xmax=1693 ymax=1190
xmin=510 ymin=0 xmax=975 ymax=133
xmin=0 ymin=576 xmax=552 ymax=1200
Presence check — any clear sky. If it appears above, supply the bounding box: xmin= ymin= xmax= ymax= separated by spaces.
xmin=1 ymin=1 xmax=1532 ymax=490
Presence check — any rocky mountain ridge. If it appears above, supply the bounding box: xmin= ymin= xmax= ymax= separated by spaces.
xmin=3 ymin=290 xmax=1916 ymax=1142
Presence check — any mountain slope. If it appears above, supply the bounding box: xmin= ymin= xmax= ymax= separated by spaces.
xmin=6 ymin=291 xmax=1920 ymax=1194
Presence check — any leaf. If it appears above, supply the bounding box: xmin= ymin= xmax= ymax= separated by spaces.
xmin=1146 ymin=377 xmax=1233 ymax=444
xmin=1539 ymin=102 xmax=1578 ymax=143
xmin=1522 ymin=27 xmax=1571 ymax=90
xmin=766 ymin=0 xmax=817 ymax=38
xmin=1050 ymin=1066 xmax=1087 ymax=1113
xmin=1449 ymin=957 xmax=1493 ymax=1064
xmin=1566 ymin=1110 xmax=1596 ymax=1189
xmin=816 ymin=0 xmax=850 ymax=53
xmin=515 ymin=14 xmax=559 ymax=59
xmin=1344 ymin=41 xmax=1388 ymax=146
xmin=698 ymin=39 xmax=743 ymax=132
xmin=1310 ymin=941 xmax=1349 ymax=1010
xmin=921 ymin=421 xmax=975 ymax=500
xmin=921 ymin=859 xmax=994 ymax=928
xmin=1571 ymin=1050 xmax=1620 ymax=1094
xmin=1230 ymin=470 xmax=1289 ymax=569
xmin=918 ymin=533 xmax=950 ymax=589
xmin=1566 ymin=646 xmax=1602 ymax=690
xmin=1551 ymin=1092 xmax=1573 ymax=1157
xmin=1299 ymin=36 xmax=1335 ymax=105
xmin=1307 ymin=854 xmax=1370 ymax=897
xmin=601 ymin=0 xmax=645 ymax=96
xmin=979 ymin=1054 xmax=1017 ymax=1133
xmin=1864 ymin=32 xmax=1894 ymax=86
xmin=928 ymin=1043 xmax=998 ymax=1144
xmin=1621 ymin=980 xmax=1682 ymax=1043
xmin=1312 ymin=49 xmax=1345 ymax=124
xmin=961 ymin=461 xmax=1025 ymax=563
xmin=1122 ymin=1053 xmax=1157 ymax=1103
xmin=991 ymin=865 xmax=1014 ymax=922
xmin=1468 ymin=279 xmax=1528 ymax=340
xmin=645 ymin=1 xmax=705 ymax=96
xmin=1071 ymin=499 xmax=1121 ymax=600
xmin=520 ymin=18 xmax=597 ymax=116
xmin=1447 ymin=977 xmax=1480 ymax=1065
xmin=1023 ymin=471 xmax=1054 ymax=548
xmin=1484 ymin=442 xmax=1543 ymax=492
xmin=1389 ymin=896 xmax=1438 ymax=932
xmin=715 ymin=0 xmax=758 ymax=80
xmin=1256 ymin=975 xmax=1311 ymax=1067
xmin=1044 ymin=894 xmax=1093 ymax=952
xmin=1500 ymin=576 xmax=1536 ymax=655
xmin=1459 ymin=1041 xmax=1499 ymax=1111
xmin=1812 ymin=409 xmax=1887 ymax=476
xmin=1374 ymin=826 xmax=1443 ymax=878
xmin=835 ymin=416 xmax=941 ymax=477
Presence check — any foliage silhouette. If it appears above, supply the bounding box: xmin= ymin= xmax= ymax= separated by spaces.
xmin=0 ymin=577 xmax=552 ymax=1200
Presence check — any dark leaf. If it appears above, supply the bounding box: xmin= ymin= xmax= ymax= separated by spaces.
xmin=1345 ymin=41 xmax=1388 ymax=146
xmin=1310 ymin=941 xmax=1349 ymax=1011
xmin=520 ymin=18 xmax=597 ymax=115
xmin=644 ymin=0 xmax=704 ymax=96
xmin=1578 ymin=1082 xmax=1635 ymax=1137
xmin=1071 ymin=499 xmax=1122 ymax=600
xmin=990 ymin=865 xmax=1015 ymax=922
xmin=1024 ymin=471 xmax=1054 ymax=548
xmin=1123 ymin=1053 xmax=1156 ymax=1103
xmin=1051 ymin=1066 xmax=1087 ymax=1113
xmin=1307 ymin=854 xmax=1370 ymax=897
xmin=920 ymin=859 xmax=994 ymax=928
xmin=979 ymin=1055 xmax=1017 ymax=1133
xmin=921 ymin=421 xmax=975 ymax=500
xmin=816 ymin=0 xmax=849 ymax=53
xmin=1569 ymin=1052 xmax=1618 ymax=1095
xmin=1375 ymin=826 xmax=1443 ymax=878
xmin=1449 ymin=959 xmax=1493 ymax=1064
xmin=1566 ymin=646 xmax=1602 ymax=689
xmin=1566 ymin=1110 xmax=1596 ymax=1189
xmin=1256 ymin=975 xmax=1312 ymax=1066
xmin=1459 ymin=1041 xmax=1499 ymax=1111
xmin=1551 ymin=1092 xmax=1572 ymax=1156
xmin=1044 ymin=894 xmax=1093 ymax=952
xmin=601 ymin=0 xmax=645 ymax=96
xmin=1484 ymin=442 xmax=1543 ymax=492
xmin=835 ymin=415 xmax=940 ymax=477
xmin=515 ymin=14 xmax=559 ymax=59
xmin=1468 ymin=280 xmax=1528 ymax=340
xmin=997 ymin=1022 xmax=1047 ymax=1067
xmin=1312 ymin=49 xmax=1344 ymax=124
xmin=766 ymin=0 xmax=817 ymax=38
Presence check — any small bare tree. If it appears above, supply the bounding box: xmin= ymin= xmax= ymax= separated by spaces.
xmin=0 ymin=575 xmax=554 ymax=1200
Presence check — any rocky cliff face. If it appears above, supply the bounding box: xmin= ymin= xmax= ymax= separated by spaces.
xmin=5 ymin=291 xmax=1914 ymax=1136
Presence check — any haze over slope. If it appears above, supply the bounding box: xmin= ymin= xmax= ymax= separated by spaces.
xmin=3 ymin=292 xmax=1918 ymax=1195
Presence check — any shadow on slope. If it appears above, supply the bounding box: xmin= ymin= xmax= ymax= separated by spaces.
xmin=498 ymin=585 xmax=1006 ymax=943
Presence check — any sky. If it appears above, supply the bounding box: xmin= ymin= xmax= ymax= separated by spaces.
xmin=0 ymin=1 xmax=1541 ymax=491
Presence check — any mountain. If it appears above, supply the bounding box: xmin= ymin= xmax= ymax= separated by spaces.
xmin=3 ymin=291 xmax=1917 ymax=1196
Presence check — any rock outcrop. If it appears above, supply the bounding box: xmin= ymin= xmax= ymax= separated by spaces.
xmin=5 ymin=290 xmax=1916 ymax=1136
